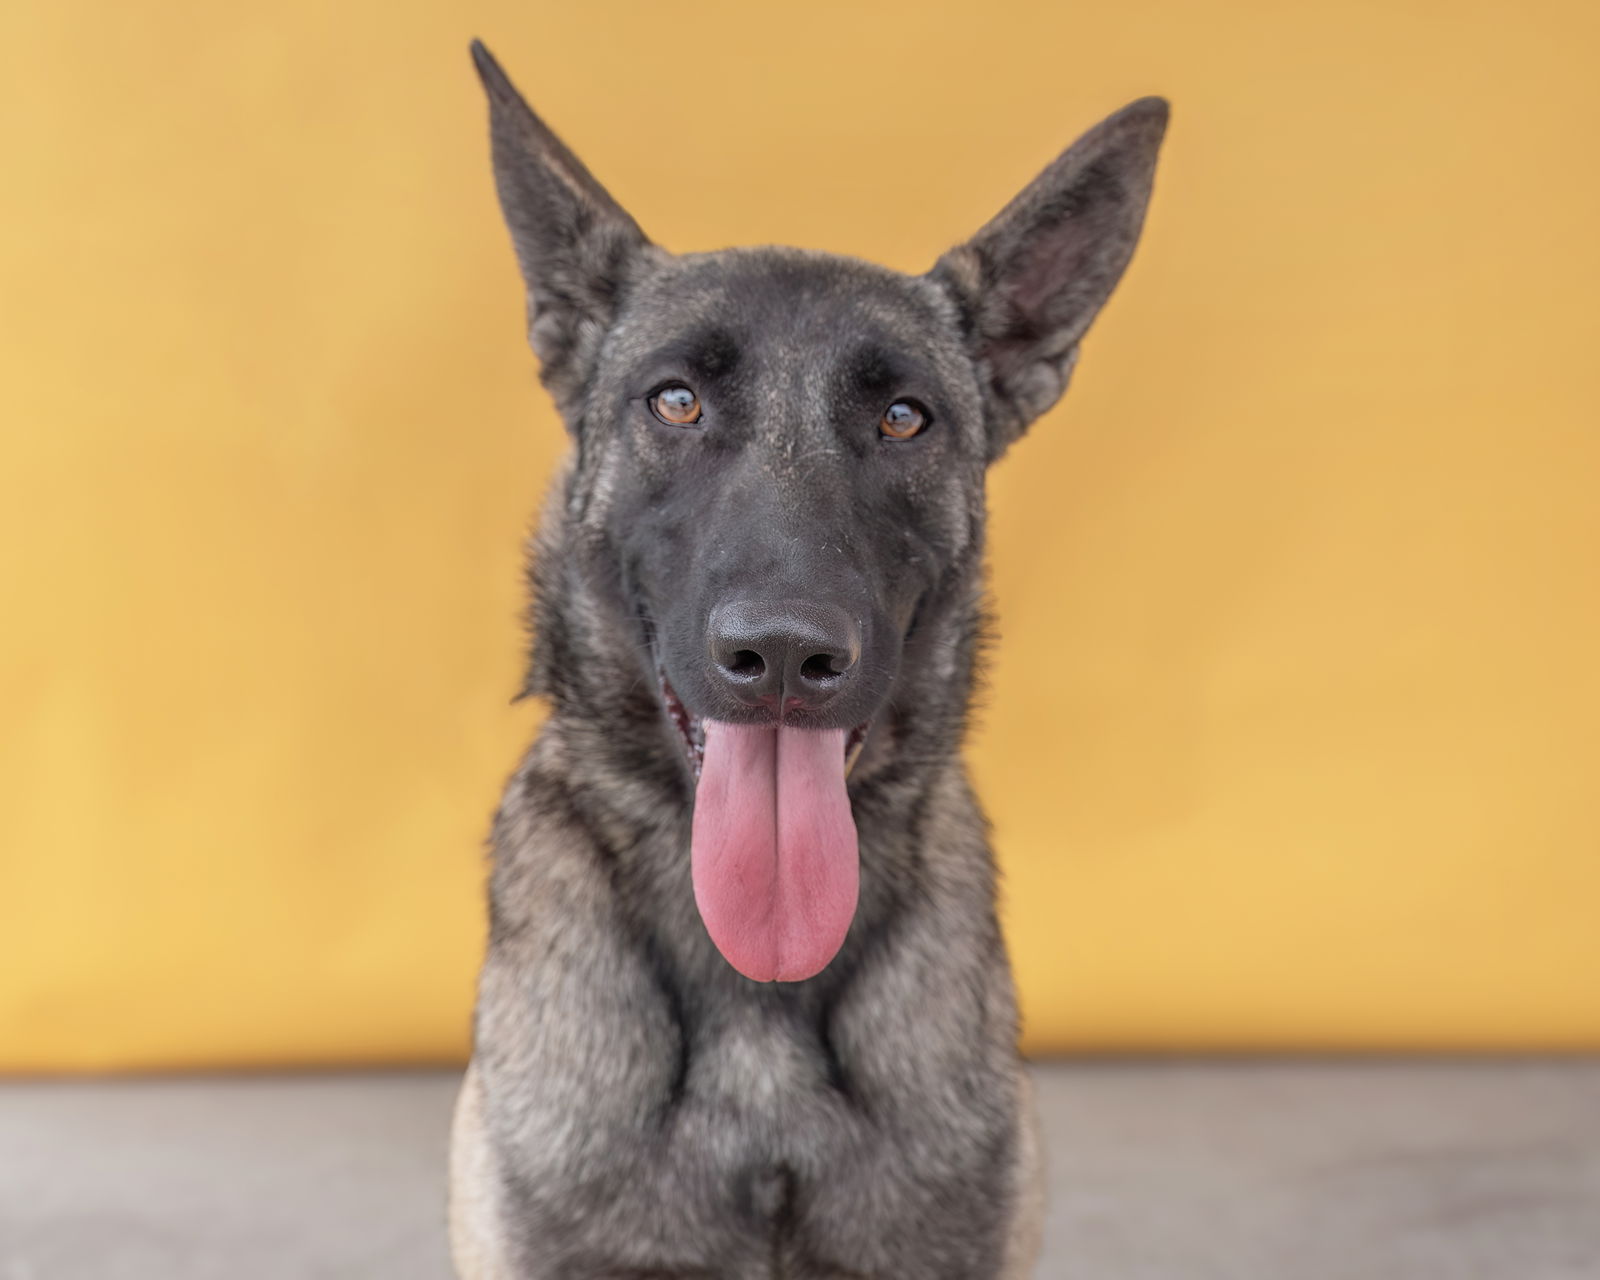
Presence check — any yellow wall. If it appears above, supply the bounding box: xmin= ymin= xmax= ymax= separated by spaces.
xmin=4 ymin=0 xmax=1598 ymax=1071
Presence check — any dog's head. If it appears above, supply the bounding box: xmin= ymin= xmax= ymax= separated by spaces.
xmin=472 ymin=42 xmax=1166 ymax=982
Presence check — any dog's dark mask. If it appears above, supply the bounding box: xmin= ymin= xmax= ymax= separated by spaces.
xmin=472 ymin=42 xmax=1166 ymax=983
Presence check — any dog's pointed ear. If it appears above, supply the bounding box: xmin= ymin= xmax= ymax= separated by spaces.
xmin=930 ymin=98 xmax=1168 ymax=461
xmin=471 ymin=41 xmax=656 ymax=414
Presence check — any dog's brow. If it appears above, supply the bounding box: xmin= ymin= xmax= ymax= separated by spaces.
xmin=660 ymin=327 xmax=742 ymax=383
xmin=632 ymin=327 xmax=742 ymax=386
xmin=845 ymin=344 xmax=900 ymax=398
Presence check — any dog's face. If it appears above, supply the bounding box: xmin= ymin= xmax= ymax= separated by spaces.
xmin=591 ymin=250 xmax=984 ymax=753
xmin=473 ymin=42 xmax=1166 ymax=982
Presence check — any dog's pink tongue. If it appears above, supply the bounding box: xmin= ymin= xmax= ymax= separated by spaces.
xmin=691 ymin=722 xmax=859 ymax=983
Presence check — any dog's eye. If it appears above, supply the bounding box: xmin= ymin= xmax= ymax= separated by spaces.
xmin=879 ymin=400 xmax=928 ymax=440
xmin=651 ymin=384 xmax=702 ymax=426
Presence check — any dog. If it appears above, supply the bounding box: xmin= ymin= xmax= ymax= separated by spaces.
xmin=449 ymin=40 xmax=1166 ymax=1279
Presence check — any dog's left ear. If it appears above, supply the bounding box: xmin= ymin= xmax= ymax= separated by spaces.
xmin=471 ymin=40 xmax=658 ymax=419
xmin=930 ymin=98 xmax=1168 ymax=461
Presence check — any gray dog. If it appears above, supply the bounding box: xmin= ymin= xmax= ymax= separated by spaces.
xmin=450 ymin=40 xmax=1166 ymax=1279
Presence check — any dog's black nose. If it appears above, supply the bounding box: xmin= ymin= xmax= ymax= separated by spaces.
xmin=708 ymin=600 xmax=861 ymax=711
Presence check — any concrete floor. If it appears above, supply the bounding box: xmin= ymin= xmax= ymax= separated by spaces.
xmin=1 ymin=1061 xmax=1597 ymax=1278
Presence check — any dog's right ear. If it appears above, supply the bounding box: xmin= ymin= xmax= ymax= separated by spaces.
xmin=471 ymin=41 xmax=656 ymax=416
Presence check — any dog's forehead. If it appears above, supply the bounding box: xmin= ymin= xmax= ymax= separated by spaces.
xmin=608 ymin=247 xmax=971 ymax=382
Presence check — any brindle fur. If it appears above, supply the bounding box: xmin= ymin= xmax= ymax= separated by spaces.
xmin=452 ymin=41 xmax=1166 ymax=1279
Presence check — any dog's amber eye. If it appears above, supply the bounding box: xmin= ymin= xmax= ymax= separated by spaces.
xmin=880 ymin=400 xmax=928 ymax=440
xmin=651 ymin=384 xmax=702 ymax=426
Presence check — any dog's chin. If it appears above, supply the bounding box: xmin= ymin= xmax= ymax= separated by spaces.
xmin=656 ymin=668 xmax=870 ymax=785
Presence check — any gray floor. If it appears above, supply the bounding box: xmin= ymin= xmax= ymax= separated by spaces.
xmin=1 ymin=1062 xmax=1597 ymax=1278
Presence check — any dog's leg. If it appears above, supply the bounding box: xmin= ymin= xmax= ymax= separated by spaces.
xmin=449 ymin=1062 xmax=517 ymax=1279
xmin=1000 ymin=1065 xmax=1046 ymax=1278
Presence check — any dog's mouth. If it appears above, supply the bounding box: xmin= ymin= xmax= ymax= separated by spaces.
xmin=659 ymin=672 xmax=707 ymax=776
xmin=657 ymin=666 xmax=868 ymax=986
xmin=657 ymin=668 xmax=869 ymax=783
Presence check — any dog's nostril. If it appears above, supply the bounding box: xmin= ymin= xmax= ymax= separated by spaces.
xmin=706 ymin=601 xmax=860 ymax=708
xmin=800 ymin=652 xmax=850 ymax=683
xmin=725 ymin=649 xmax=766 ymax=678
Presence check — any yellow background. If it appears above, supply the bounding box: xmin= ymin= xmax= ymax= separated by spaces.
xmin=4 ymin=0 xmax=1598 ymax=1072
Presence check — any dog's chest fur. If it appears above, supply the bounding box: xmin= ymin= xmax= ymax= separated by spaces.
xmin=471 ymin=728 xmax=1022 ymax=1278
